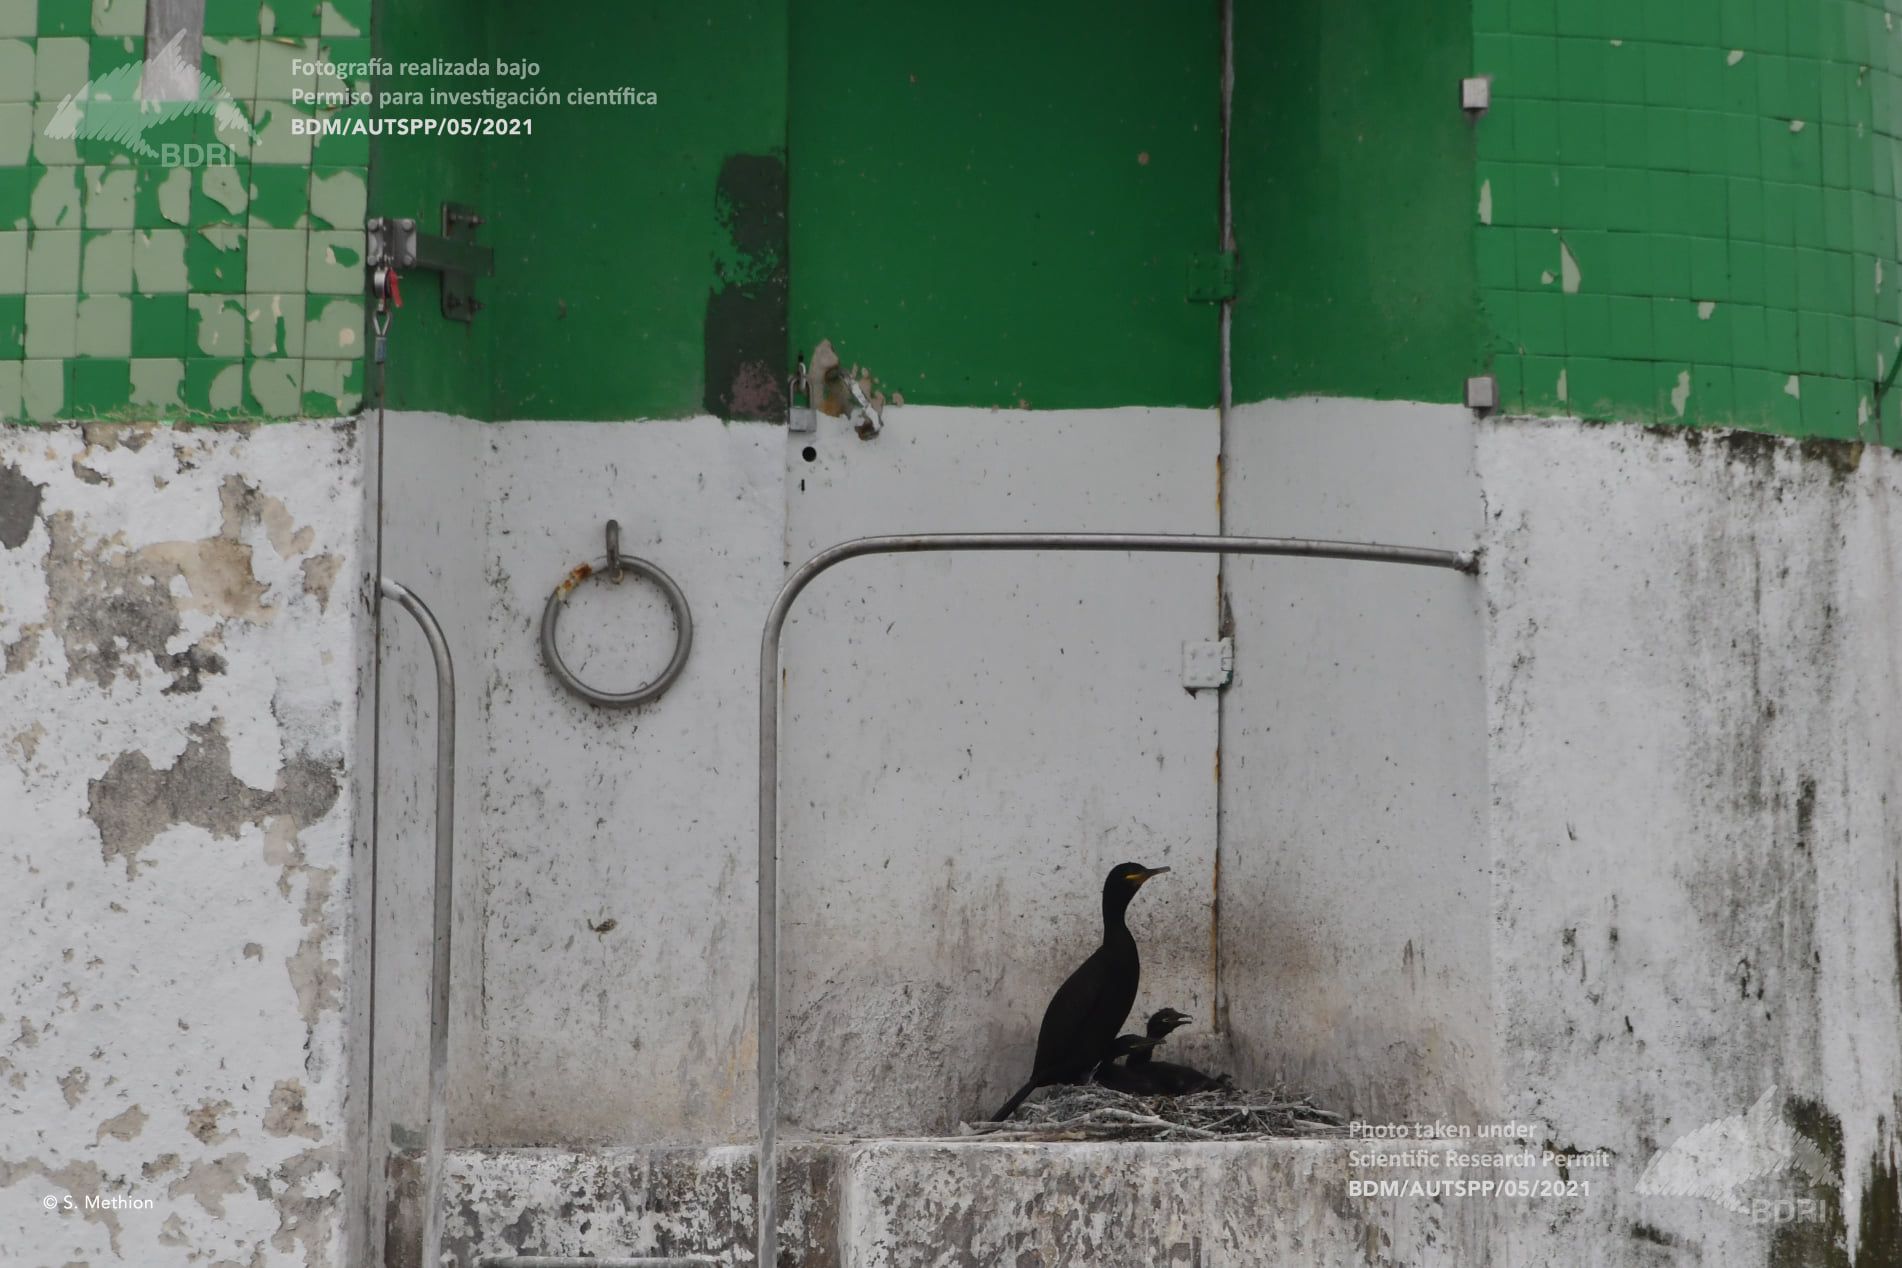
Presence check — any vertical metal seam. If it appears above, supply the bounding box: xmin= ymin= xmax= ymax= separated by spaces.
xmin=1213 ymin=0 xmax=1237 ymax=1034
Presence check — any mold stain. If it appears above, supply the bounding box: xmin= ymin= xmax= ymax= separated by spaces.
xmin=704 ymin=153 xmax=789 ymax=422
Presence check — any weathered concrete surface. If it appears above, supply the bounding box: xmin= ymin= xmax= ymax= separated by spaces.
xmin=1479 ymin=419 xmax=1902 ymax=1266
xmin=409 ymin=1144 xmax=839 ymax=1268
xmin=1220 ymin=397 xmax=1492 ymax=1125
xmin=780 ymin=406 xmax=1223 ymax=1134
xmin=0 ymin=420 xmax=373 ymax=1266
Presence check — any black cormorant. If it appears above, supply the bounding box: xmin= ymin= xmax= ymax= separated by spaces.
xmin=990 ymin=861 xmax=1169 ymax=1120
xmin=1125 ymin=1007 xmax=1227 ymax=1094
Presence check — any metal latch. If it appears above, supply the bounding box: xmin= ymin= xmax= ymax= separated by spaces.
xmin=367 ymin=203 xmax=495 ymax=323
xmin=1188 ymin=250 xmax=1237 ymax=302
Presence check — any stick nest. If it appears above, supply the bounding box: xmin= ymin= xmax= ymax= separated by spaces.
xmin=960 ymin=1084 xmax=1346 ymax=1142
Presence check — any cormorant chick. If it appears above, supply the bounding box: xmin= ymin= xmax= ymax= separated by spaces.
xmin=990 ymin=862 xmax=1169 ymax=1121
xmin=1126 ymin=1007 xmax=1228 ymax=1094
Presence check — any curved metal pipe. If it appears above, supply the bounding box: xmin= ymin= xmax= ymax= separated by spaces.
xmin=379 ymin=578 xmax=456 ymax=1268
xmin=755 ymin=532 xmax=1476 ymax=1265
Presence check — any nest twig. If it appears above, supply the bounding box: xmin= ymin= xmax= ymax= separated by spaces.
xmin=960 ymin=1084 xmax=1346 ymax=1142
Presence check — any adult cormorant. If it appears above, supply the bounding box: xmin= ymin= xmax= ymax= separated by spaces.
xmin=990 ymin=862 xmax=1169 ymax=1120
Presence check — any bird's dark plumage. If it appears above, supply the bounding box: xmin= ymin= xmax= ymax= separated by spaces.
xmin=991 ymin=862 xmax=1168 ymax=1121
xmin=1126 ymin=1007 xmax=1227 ymax=1094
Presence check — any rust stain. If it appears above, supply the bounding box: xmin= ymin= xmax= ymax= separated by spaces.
xmin=555 ymin=561 xmax=594 ymax=600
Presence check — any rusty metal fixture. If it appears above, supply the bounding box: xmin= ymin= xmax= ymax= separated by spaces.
xmin=540 ymin=519 xmax=693 ymax=708
xmin=753 ymin=531 xmax=1479 ymax=1267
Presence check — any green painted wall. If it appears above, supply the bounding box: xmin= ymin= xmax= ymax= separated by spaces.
xmin=1475 ymin=0 xmax=1902 ymax=443
xmin=373 ymin=0 xmax=786 ymax=422
xmin=787 ymin=0 xmax=1221 ymax=411
xmin=1232 ymin=0 xmax=1481 ymax=405
xmin=0 ymin=0 xmax=369 ymax=423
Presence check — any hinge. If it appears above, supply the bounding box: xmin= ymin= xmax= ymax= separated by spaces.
xmin=366 ymin=202 xmax=496 ymax=323
xmin=1188 ymin=250 xmax=1237 ymax=303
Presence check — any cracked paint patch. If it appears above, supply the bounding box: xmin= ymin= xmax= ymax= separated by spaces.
xmin=1 ymin=419 xmax=367 ymax=1268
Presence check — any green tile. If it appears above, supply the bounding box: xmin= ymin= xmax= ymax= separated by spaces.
xmin=1691 ymin=363 xmax=1736 ymax=425
xmin=1731 ymin=303 xmax=1769 ymax=366
xmin=194 ymin=162 xmax=250 ymax=223
xmin=24 ymin=225 xmax=77 ymax=288
xmin=1730 ymin=240 xmax=1766 ymax=302
xmin=244 ymin=224 xmax=301 ymax=289
xmin=309 ymin=104 xmax=367 ymax=164
xmin=128 ymin=355 xmax=182 ymax=412
xmin=78 ymin=224 xmax=126 ymax=288
xmin=130 ymin=226 xmax=185 ymax=291
xmin=0 ymin=37 xmax=31 ymax=99
xmin=1492 ymin=353 xmax=1526 ymax=410
xmin=31 ymin=34 xmax=84 ymax=98
xmin=1690 ymin=236 xmax=1728 ymax=299
xmin=1521 ymin=289 xmax=1566 ymax=352
xmin=0 ymin=101 xmax=35 ymax=164
xmin=0 ymin=291 xmax=22 ymax=352
xmin=1515 ymin=99 xmax=1561 ymax=160
xmin=67 ymin=354 xmax=129 ymax=414
xmin=1524 ymin=353 xmax=1566 ymax=409
xmin=260 ymin=0 xmax=321 ymax=36
xmin=1653 ymin=297 xmax=1700 ymax=360
xmin=23 ymin=289 xmax=74 ymax=355
xmin=1607 ymin=294 xmax=1654 ymax=356
xmin=185 ymin=221 xmax=244 ymax=290
xmin=30 ymin=163 xmax=80 ymax=228
xmin=1562 ymin=291 xmax=1613 ymax=355
xmin=0 ymin=166 xmax=28 ymax=229
xmin=90 ymin=0 xmax=144 ymax=38
xmin=244 ymin=353 xmax=299 ymax=413
xmin=319 ymin=0 xmax=365 ymax=36
xmin=304 ymin=291 xmax=360 ymax=357
xmin=301 ymin=355 xmax=362 ymax=413
xmin=1764 ymin=307 xmax=1800 ymax=370
xmin=0 ymin=227 xmax=22 ymax=289
xmin=23 ymin=357 xmax=63 ymax=419
xmin=1510 ymin=0 xmax=1557 ymax=36
xmin=245 ymin=290 xmax=302 ymax=355
xmin=87 ymin=32 xmax=137 ymax=76
xmin=73 ymin=289 xmax=126 ymax=354
xmin=35 ymin=0 xmax=91 ymax=37
xmin=203 ymin=0 xmax=261 ymax=36
xmin=30 ymin=100 xmax=76 ymax=163
xmin=305 ymin=226 xmax=356 ymax=292
xmin=1604 ymin=40 xmax=1646 ymax=104
xmin=0 ymin=359 xmax=18 ymax=420
xmin=188 ymin=291 xmax=244 ymax=355
xmin=182 ymin=356 xmax=242 ymax=414
xmin=1514 ymin=163 xmax=1562 ymax=224
xmin=306 ymin=165 xmax=360 ymax=229
xmin=1799 ymin=373 xmax=1859 ymax=439
xmin=249 ymin=100 xmax=311 ymax=165
xmin=247 ymin=163 xmax=305 ymax=227
xmin=129 ymin=290 xmax=185 ymax=356
xmin=82 ymin=163 xmax=133 ymax=227
xmin=201 ymin=34 xmax=259 ymax=100
xmin=1477 ymin=227 xmax=1518 ymax=288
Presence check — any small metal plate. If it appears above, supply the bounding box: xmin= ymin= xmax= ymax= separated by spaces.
xmin=1182 ymin=638 xmax=1234 ymax=690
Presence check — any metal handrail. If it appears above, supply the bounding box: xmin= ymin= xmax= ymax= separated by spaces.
xmin=754 ymin=532 xmax=1478 ymax=1265
xmin=379 ymin=579 xmax=457 ymax=1268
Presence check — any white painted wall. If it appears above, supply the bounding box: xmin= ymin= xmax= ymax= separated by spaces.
xmin=1219 ymin=398 xmax=1492 ymax=1124
xmin=0 ymin=420 xmax=374 ymax=1268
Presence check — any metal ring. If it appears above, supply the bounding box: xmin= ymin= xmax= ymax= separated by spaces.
xmin=539 ymin=552 xmax=692 ymax=707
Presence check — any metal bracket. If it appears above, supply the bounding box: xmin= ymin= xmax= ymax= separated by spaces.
xmin=1188 ymin=250 xmax=1238 ymax=302
xmin=1181 ymin=638 xmax=1234 ymax=690
xmin=367 ymin=203 xmax=496 ymax=323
